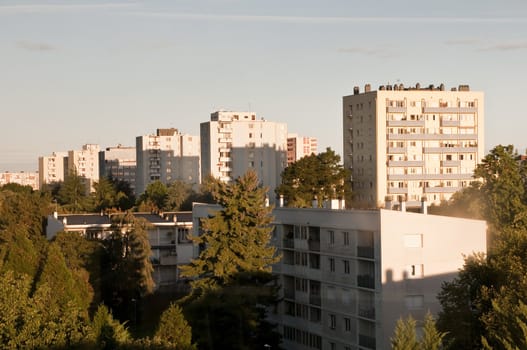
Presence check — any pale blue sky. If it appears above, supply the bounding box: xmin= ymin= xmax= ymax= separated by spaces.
xmin=1 ymin=0 xmax=527 ymax=171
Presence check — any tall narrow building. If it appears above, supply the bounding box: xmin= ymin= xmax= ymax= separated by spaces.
xmin=68 ymin=144 xmax=100 ymax=193
xmin=200 ymin=110 xmax=288 ymax=201
xmin=39 ymin=151 xmax=68 ymax=189
xmin=343 ymin=83 xmax=484 ymax=208
xmin=135 ymin=128 xmax=200 ymax=195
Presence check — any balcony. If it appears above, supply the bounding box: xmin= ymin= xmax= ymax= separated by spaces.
xmin=424 ymin=146 xmax=478 ymax=153
xmin=388 ymin=160 xmax=425 ymax=167
xmin=359 ymin=335 xmax=376 ymax=349
xmin=357 ymin=274 xmax=375 ymax=289
xmin=159 ymin=254 xmax=178 ymax=266
xmin=388 ymin=147 xmax=407 ymax=154
xmin=440 ymin=120 xmax=460 ymax=127
xmin=441 ymin=160 xmax=461 ymax=167
xmin=386 ymin=106 xmax=407 ymax=113
xmin=357 ymin=246 xmax=374 ymax=259
xmin=387 ymin=187 xmax=408 ymax=194
xmin=308 ymin=239 xmax=320 ymax=252
xmin=309 ymin=294 xmax=321 ymax=306
xmin=423 ymin=106 xmax=478 ymax=114
xmin=283 ymin=239 xmax=294 ymax=249
xmin=387 ymin=120 xmax=425 ymax=127
xmin=387 ymin=133 xmax=477 ymax=140
xmin=424 ymin=186 xmax=462 ymax=193
xmin=358 ymin=307 xmax=375 ymax=320
xmin=388 ymin=173 xmax=473 ymax=181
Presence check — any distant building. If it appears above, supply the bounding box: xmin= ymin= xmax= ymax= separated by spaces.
xmin=0 ymin=171 xmax=39 ymax=190
xmin=68 ymin=144 xmax=101 ymax=193
xmin=38 ymin=151 xmax=68 ymax=189
xmin=287 ymin=134 xmax=318 ymax=165
xmin=46 ymin=211 xmax=194 ymax=288
xmin=343 ymin=83 xmax=484 ymax=208
xmin=200 ymin=111 xmax=288 ymax=202
xmin=99 ymin=145 xmax=137 ymax=193
xmin=135 ymin=128 xmax=200 ymax=195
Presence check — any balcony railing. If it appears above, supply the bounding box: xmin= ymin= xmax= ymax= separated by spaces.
xmin=386 ymin=106 xmax=407 ymax=113
xmin=309 ymin=294 xmax=321 ymax=306
xmin=387 ymin=120 xmax=425 ymax=127
xmin=308 ymin=240 xmax=320 ymax=252
xmin=387 ymin=187 xmax=408 ymax=194
xmin=388 ymin=173 xmax=473 ymax=181
xmin=388 ymin=160 xmax=425 ymax=167
xmin=424 ymin=146 xmax=478 ymax=153
xmin=424 ymin=186 xmax=462 ymax=193
xmin=283 ymin=239 xmax=294 ymax=249
xmin=440 ymin=120 xmax=460 ymax=127
xmin=423 ymin=106 xmax=477 ymax=113
xmin=387 ymin=133 xmax=477 ymax=140
xmin=387 ymin=147 xmax=407 ymax=154
xmin=357 ymin=246 xmax=374 ymax=259
xmin=357 ymin=274 xmax=375 ymax=289
xmin=358 ymin=307 xmax=375 ymax=320
xmin=359 ymin=334 xmax=376 ymax=349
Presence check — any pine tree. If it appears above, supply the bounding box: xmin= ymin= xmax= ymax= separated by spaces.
xmin=154 ymin=303 xmax=194 ymax=349
xmin=421 ymin=312 xmax=446 ymax=350
xmin=391 ymin=315 xmax=419 ymax=350
xmin=180 ymin=170 xmax=279 ymax=291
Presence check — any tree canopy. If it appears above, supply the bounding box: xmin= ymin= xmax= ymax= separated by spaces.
xmin=276 ymin=147 xmax=350 ymax=208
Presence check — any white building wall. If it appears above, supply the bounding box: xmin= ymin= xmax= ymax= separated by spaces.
xmin=68 ymin=144 xmax=100 ymax=193
xmin=38 ymin=151 xmax=68 ymax=188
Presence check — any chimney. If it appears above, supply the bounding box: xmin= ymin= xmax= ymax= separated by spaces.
xmin=421 ymin=196 xmax=428 ymax=215
xmin=364 ymin=84 xmax=371 ymax=92
xmin=312 ymin=196 xmax=318 ymax=208
xmin=385 ymin=196 xmax=393 ymax=210
xmin=353 ymin=86 xmax=360 ymax=95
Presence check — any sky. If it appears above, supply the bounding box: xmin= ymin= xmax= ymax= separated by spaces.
xmin=1 ymin=0 xmax=527 ymax=172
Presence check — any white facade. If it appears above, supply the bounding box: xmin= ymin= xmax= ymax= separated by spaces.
xmin=343 ymin=83 xmax=484 ymax=208
xmin=287 ymin=133 xmax=318 ymax=165
xmin=38 ymin=151 xmax=68 ymax=188
xmin=135 ymin=128 xmax=200 ymax=195
xmin=68 ymin=144 xmax=100 ymax=193
xmin=270 ymin=206 xmax=487 ymax=350
xmin=200 ymin=111 xmax=288 ymax=202
xmin=99 ymin=145 xmax=137 ymax=193
xmin=0 ymin=171 xmax=39 ymax=190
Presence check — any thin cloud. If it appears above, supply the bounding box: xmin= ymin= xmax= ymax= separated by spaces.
xmin=480 ymin=42 xmax=527 ymax=51
xmin=444 ymin=39 xmax=481 ymax=46
xmin=338 ymin=47 xmax=381 ymax=55
xmin=126 ymin=12 xmax=527 ymax=24
xmin=0 ymin=2 xmax=137 ymax=14
xmin=16 ymin=40 xmax=56 ymax=52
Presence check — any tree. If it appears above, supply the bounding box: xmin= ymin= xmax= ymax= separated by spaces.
xmin=57 ymin=170 xmax=92 ymax=212
xmin=165 ymin=180 xmax=194 ymax=211
xmin=180 ymin=170 xmax=279 ymax=291
xmin=391 ymin=315 xmax=419 ymax=350
xmin=154 ymin=303 xmax=193 ymax=349
xmin=138 ymin=181 xmax=168 ymax=212
xmin=421 ymin=312 xmax=447 ymax=350
xmin=276 ymin=148 xmax=350 ymax=208
xmin=93 ymin=177 xmax=118 ymax=211
xmin=90 ymin=304 xmax=130 ymax=349
xmin=473 ymin=145 xmax=526 ymax=230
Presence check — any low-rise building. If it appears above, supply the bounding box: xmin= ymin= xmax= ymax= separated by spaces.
xmin=46 ymin=211 xmax=194 ymax=288
xmin=0 ymin=171 xmax=39 ymax=190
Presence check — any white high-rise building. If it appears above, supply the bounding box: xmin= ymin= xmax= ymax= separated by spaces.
xmin=68 ymin=144 xmax=100 ymax=193
xmin=99 ymin=145 xmax=137 ymax=193
xmin=287 ymin=134 xmax=318 ymax=165
xmin=38 ymin=151 xmax=68 ymax=189
xmin=200 ymin=110 xmax=288 ymax=201
xmin=136 ymin=128 xmax=200 ymax=195
xmin=343 ymin=83 xmax=484 ymax=208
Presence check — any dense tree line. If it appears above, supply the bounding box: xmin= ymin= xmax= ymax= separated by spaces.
xmin=431 ymin=145 xmax=527 ymax=349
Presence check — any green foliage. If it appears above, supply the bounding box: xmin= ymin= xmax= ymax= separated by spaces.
xmin=93 ymin=177 xmax=118 ymax=211
xmin=183 ymin=271 xmax=281 ymax=350
xmin=276 ymin=147 xmax=350 ymax=207
xmin=57 ymin=170 xmax=93 ymax=212
xmin=474 ymin=145 xmax=526 ymax=230
xmin=138 ymin=181 xmax=168 ymax=212
xmin=91 ymin=304 xmax=131 ymax=349
xmin=421 ymin=312 xmax=447 ymax=350
xmin=165 ymin=180 xmax=194 ymax=211
xmin=391 ymin=315 xmax=418 ymax=350
xmin=154 ymin=303 xmax=193 ymax=349
xmin=180 ymin=170 xmax=279 ymax=291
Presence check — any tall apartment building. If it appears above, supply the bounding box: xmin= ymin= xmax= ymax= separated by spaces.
xmin=287 ymin=134 xmax=318 ymax=165
xmin=99 ymin=145 xmax=137 ymax=193
xmin=343 ymin=83 xmax=484 ymax=207
xmin=271 ymin=204 xmax=486 ymax=350
xmin=68 ymin=144 xmax=100 ymax=193
xmin=1 ymin=171 xmax=39 ymax=190
xmin=136 ymin=128 xmax=200 ymax=195
xmin=200 ymin=111 xmax=288 ymax=201
xmin=38 ymin=151 xmax=68 ymax=189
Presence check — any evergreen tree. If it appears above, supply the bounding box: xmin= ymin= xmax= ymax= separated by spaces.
xmin=57 ymin=170 xmax=92 ymax=212
xmin=154 ymin=303 xmax=194 ymax=349
xmin=93 ymin=177 xmax=118 ymax=211
xmin=165 ymin=180 xmax=194 ymax=211
xmin=90 ymin=304 xmax=130 ymax=349
xmin=421 ymin=312 xmax=446 ymax=350
xmin=390 ymin=315 xmax=419 ymax=350
xmin=276 ymin=147 xmax=350 ymax=208
xmin=138 ymin=181 xmax=168 ymax=212
xmin=180 ymin=170 xmax=279 ymax=291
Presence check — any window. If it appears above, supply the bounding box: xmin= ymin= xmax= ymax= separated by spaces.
xmin=344 ymin=260 xmax=350 ymax=274
xmin=329 ymin=258 xmax=335 ymax=272
xmin=345 ymin=317 xmax=351 ymax=332
xmin=329 ymin=314 xmax=336 ymax=329
xmin=405 ymin=295 xmax=424 ymax=310
xmin=329 ymin=230 xmax=335 ymax=245
xmin=405 ymin=264 xmax=424 ymax=279
xmin=343 ymin=231 xmax=350 ymax=246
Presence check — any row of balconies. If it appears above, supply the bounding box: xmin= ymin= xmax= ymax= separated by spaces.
xmin=386 ymin=106 xmax=478 ymax=114
xmin=387 ymin=186 xmax=462 ymax=194
xmin=387 ymin=133 xmax=478 ymax=140
xmin=388 ymin=160 xmax=461 ymax=167
xmin=387 ymin=173 xmax=473 ymax=181
xmin=388 ymin=147 xmax=478 ymax=154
